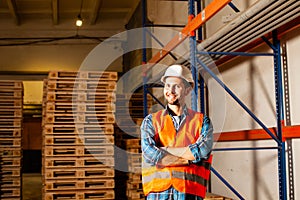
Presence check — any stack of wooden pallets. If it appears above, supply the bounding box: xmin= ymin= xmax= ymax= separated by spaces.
xmin=0 ymin=81 xmax=23 ymax=200
xmin=114 ymin=93 xmax=153 ymax=200
xmin=42 ymin=71 xmax=117 ymax=200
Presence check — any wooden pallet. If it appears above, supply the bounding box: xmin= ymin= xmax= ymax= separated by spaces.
xmin=0 ymin=99 xmax=22 ymax=108
xmin=45 ymin=102 xmax=115 ymax=113
xmin=45 ymin=91 xmax=116 ymax=102
xmin=43 ymin=135 xmax=114 ymax=146
xmin=0 ymin=128 xmax=22 ymax=138
xmin=128 ymin=165 xmax=141 ymax=173
xmin=127 ymin=154 xmax=141 ymax=164
xmin=0 ymin=110 xmax=22 ymax=118
xmin=43 ymin=124 xmax=114 ymax=135
xmin=46 ymin=80 xmax=117 ymax=91
xmin=0 ymin=119 xmax=22 ymax=128
xmin=0 ymin=187 xmax=21 ymax=199
xmin=126 ymin=181 xmax=142 ymax=190
xmin=127 ymin=173 xmax=142 ymax=181
xmin=43 ymin=113 xmax=115 ymax=124
xmin=0 ymin=178 xmax=21 ymax=188
xmin=43 ymin=167 xmax=114 ymax=179
xmin=0 ymin=138 xmax=21 ymax=147
xmin=126 ymin=189 xmax=144 ymax=200
xmin=44 ymin=146 xmax=114 ymax=157
xmin=0 ymin=167 xmax=21 ymax=177
xmin=0 ymin=90 xmax=23 ymax=99
xmin=44 ymin=189 xmax=115 ymax=200
xmin=44 ymin=156 xmax=114 ymax=168
xmin=124 ymin=139 xmax=141 ymax=148
xmin=0 ymin=81 xmax=23 ymax=89
xmin=44 ymin=179 xmax=114 ymax=191
xmin=0 ymin=157 xmax=21 ymax=167
xmin=48 ymin=71 xmax=118 ymax=81
xmin=0 ymin=148 xmax=21 ymax=157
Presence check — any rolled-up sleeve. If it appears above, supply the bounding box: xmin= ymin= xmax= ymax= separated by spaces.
xmin=189 ymin=115 xmax=213 ymax=163
xmin=140 ymin=114 xmax=166 ymax=165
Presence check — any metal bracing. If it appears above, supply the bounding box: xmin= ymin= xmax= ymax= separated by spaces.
xmin=141 ymin=0 xmax=300 ymax=199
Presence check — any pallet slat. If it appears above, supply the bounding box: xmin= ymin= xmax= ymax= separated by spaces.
xmin=45 ymin=102 xmax=115 ymax=113
xmin=46 ymin=80 xmax=116 ymax=91
xmin=44 ymin=157 xmax=114 ymax=168
xmin=43 ymin=167 xmax=114 ymax=179
xmin=46 ymin=91 xmax=116 ymax=102
xmin=44 ymin=189 xmax=114 ymax=200
xmin=48 ymin=71 xmax=118 ymax=81
xmin=43 ymin=124 xmax=114 ymax=135
xmin=43 ymin=135 xmax=114 ymax=146
xmin=44 ymin=146 xmax=114 ymax=157
xmin=44 ymin=179 xmax=114 ymax=190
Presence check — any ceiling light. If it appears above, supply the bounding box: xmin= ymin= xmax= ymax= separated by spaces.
xmin=76 ymin=14 xmax=83 ymax=27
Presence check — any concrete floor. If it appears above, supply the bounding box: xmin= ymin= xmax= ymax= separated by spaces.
xmin=22 ymin=173 xmax=42 ymax=200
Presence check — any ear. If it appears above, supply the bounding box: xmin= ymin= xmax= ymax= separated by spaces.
xmin=185 ymin=86 xmax=193 ymax=95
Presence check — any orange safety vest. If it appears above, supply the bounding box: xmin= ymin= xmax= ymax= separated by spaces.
xmin=142 ymin=109 xmax=212 ymax=198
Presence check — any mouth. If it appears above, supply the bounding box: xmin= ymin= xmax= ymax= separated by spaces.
xmin=166 ymin=93 xmax=178 ymax=103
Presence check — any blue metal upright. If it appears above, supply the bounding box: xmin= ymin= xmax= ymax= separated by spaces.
xmin=272 ymin=30 xmax=287 ymax=200
xmin=188 ymin=0 xmax=198 ymax=111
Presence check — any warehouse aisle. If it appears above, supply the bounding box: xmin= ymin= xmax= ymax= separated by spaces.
xmin=22 ymin=173 xmax=42 ymax=200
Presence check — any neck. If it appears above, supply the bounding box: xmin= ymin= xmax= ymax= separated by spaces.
xmin=168 ymin=104 xmax=184 ymax=116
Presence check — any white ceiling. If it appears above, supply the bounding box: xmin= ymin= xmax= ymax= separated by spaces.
xmin=0 ymin=0 xmax=140 ymax=44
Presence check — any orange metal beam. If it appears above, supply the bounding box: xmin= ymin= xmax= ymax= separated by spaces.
xmin=147 ymin=0 xmax=232 ymax=66
xmin=214 ymin=125 xmax=300 ymax=142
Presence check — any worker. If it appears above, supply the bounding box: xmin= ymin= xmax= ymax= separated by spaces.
xmin=140 ymin=64 xmax=214 ymax=200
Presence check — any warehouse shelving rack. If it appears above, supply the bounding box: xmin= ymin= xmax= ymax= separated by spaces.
xmin=140 ymin=0 xmax=300 ymax=200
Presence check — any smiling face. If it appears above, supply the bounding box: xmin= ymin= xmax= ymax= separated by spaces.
xmin=163 ymin=76 xmax=192 ymax=106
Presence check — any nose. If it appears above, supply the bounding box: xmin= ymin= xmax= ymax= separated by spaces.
xmin=170 ymin=85 xmax=176 ymax=93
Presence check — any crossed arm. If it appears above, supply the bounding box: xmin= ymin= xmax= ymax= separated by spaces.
xmin=141 ymin=115 xmax=213 ymax=167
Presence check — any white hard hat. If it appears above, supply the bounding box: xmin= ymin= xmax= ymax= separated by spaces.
xmin=161 ymin=64 xmax=194 ymax=87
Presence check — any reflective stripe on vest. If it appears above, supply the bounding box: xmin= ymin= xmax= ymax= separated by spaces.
xmin=142 ymin=109 xmax=212 ymax=197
